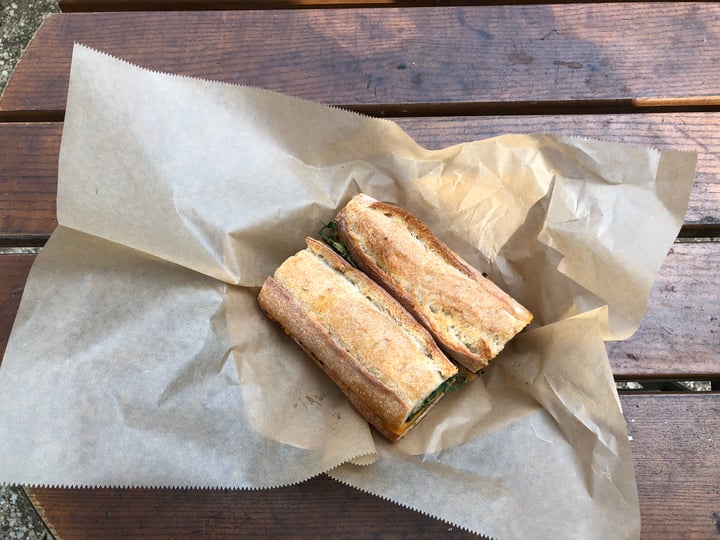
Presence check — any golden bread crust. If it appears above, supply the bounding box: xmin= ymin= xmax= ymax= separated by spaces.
xmin=335 ymin=194 xmax=533 ymax=372
xmin=257 ymin=237 xmax=458 ymax=442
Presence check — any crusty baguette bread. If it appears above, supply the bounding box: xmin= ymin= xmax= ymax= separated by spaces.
xmin=257 ymin=237 xmax=458 ymax=442
xmin=335 ymin=194 xmax=533 ymax=373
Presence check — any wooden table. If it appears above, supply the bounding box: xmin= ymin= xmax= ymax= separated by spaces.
xmin=1 ymin=2 xmax=719 ymax=538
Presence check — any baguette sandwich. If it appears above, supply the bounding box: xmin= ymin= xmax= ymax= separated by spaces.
xmin=257 ymin=237 xmax=460 ymax=442
xmin=334 ymin=194 xmax=533 ymax=373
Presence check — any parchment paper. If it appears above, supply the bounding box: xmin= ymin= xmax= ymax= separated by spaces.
xmin=0 ymin=45 xmax=697 ymax=538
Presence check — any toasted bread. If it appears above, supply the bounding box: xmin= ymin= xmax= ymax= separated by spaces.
xmin=335 ymin=194 xmax=533 ymax=372
xmin=257 ymin=237 xmax=459 ymax=442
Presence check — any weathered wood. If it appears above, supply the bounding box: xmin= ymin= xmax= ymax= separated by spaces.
xmin=2 ymin=113 xmax=720 ymax=242
xmin=28 ymin=475 xmax=484 ymax=539
xmin=25 ymin=394 xmax=720 ymax=540
xmin=3 ymin=4 xmax=719 ymax=538
xmin=395 ymin=113 xmax=720 ymax=228
xmin=3 ymin=5 xmax=720 ymax=117
xmin=59 ymin=0 xmax=646 ymax=12
xmin=1 ymin=242 xmax=718 ymax=378
xmin=623 ymin=394 xmax=720 ymax=540
xmin=607 ymin=242 xmax=720 ymax=380
xmin=57 ymin=0 xmax=583 ymax=10
xmin=0 ymin=254 xmax=35 ymax=363
xmin=0 ymin=123 xmax=60 ymax=238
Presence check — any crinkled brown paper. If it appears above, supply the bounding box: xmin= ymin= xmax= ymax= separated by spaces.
xmin=0 ymin=45 xmax=696 ymax=539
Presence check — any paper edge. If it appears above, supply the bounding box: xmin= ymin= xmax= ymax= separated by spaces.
xmin=326 ymin=468 xmax=496 ymax=539
xmin=69 ymin=43 xmax=401 ymax=127
xmin=39 ymin=45 xmax=665 ymax=531
xmin=0 ymin=450 xmax=379 ymax=492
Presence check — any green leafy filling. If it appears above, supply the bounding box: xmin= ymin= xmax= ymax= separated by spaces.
xmin=319 ymin=221 xmax=358 ymax=268
xmin=404 ymin=373 xmax=469 ymax=425
xmin=318 ymin=221 xmax=475 ymax=426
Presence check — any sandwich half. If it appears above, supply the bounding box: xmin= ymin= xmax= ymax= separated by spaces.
xmin=257 ymin=237 xmax=460 ymax=442
xmin=335 ymin=194 xmax=533 ymax=373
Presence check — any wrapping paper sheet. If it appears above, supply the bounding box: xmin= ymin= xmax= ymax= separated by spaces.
xmin=0 ymin=45 xmax=697 ymax=538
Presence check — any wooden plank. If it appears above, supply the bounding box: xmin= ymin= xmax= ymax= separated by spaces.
xmin=3 ymin=5 xmax=720 ymax=117
xmin=2 ymin=113 xmax=720 ymax=241
xmin=25 ymin=394 xmax=720 ymax=539
xmin=57 ymin=0 xmax=577 ymax=10
xmin=0 ymin=123 xmax=60 ymax=238
xmin=607 ymin=242 xmax=720 ymax=380
xmin=28 ymin=475 xmax=484 ymax=539
xmin=394 ymin=113 xmax=720 ymax=227
xmin=623 ymin=394 xmax=720 ymax=540
xmin=59 ymin=0 xmax=651 ymax=12
xmin=1 ymin=242 xmax=718 ymax=380
xmin=0 ymin=254 xmax=35 ymax=363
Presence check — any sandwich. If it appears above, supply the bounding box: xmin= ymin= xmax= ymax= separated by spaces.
xmin=257 ymin=237 xmax=461 ymax=442
xmin=334 ymin=193 xmax=533 ymax=373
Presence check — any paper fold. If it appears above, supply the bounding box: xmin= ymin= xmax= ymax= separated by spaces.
xmin=0 ymin=44 xmax=697 ymax=539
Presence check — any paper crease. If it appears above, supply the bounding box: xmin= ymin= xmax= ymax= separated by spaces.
xmin=0 ymin=44 xmax=694 ymax=540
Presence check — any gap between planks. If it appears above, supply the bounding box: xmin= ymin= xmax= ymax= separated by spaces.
xmin=56 ymin=0 xmax=720 ymax=11
xmin=5 ymin=100 xmax=720 ymax=124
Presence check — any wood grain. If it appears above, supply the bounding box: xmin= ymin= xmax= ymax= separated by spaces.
xmin=623 ymin=394 xmax=720 ymax=540
xmin=3 ymin=5 xmax=720 ymax=117
xmin=395 ymin=113 xmax=720 ymax=228
xmin=1 ymin=242 xmax=718 ymax=378
xmin=2 ymin=3 xmax=718 ymax=539
xmin=0 ymin=123 xmax=60 ymax=238
xmin=607 ymin=242 xmax=720 ymax=380
xmin=58 ymin=0 xmax=637 ymax=11
xmin=2 ymin=112 xmax=720 ymax=241
xmin=58 ymin=0 xmax=567 ymax=10
xmin=29 ymin=475 xmax=484 ymax=539
xmin=24 ymin=394 xmax=720 ymax=539
xmin=0 ymin=254 xmax=35 ymax=363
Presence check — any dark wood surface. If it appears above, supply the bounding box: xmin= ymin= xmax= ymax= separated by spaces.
xmin=23 ymin=395 xmax=720 ymax=539
xmin=0 ymin=123 xmax=61 ymax=240
xmin=0 ymin=255 xmax=35 ymax=361
xmin=1 ymin=2 xmax=719 ymax=539
xmin=3 ymin=5 xmax=720 ymax=119
xmin=2 ymin=245 xmax=718 ymax=380
xmin=2 ymin=115 xmax=720 ymax=234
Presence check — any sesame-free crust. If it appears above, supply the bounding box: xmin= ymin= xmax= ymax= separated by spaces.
xmin=335 ymin=194 xmax=533 ymax=372
xmin=257 ymin=237 xmax=457 ymax=442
